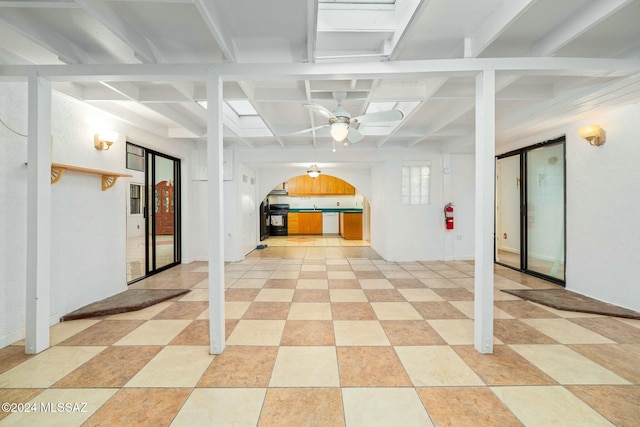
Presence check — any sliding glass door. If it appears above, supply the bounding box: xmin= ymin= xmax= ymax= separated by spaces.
xmin=495 ymin=137 xmax=565 ymax=284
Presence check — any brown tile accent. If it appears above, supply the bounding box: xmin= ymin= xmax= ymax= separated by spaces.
xmin=328 ymin=279 xmax=361 ymax=289
xmin=243 ymin=302 xmax=290 ymax=320
xmin=495 ymin=300 xmax=560 ymax=318
xmin=225 ymin=288 xmax=260 ymax=301
xmin=388 ymin=278 xmax=426 ymax=289
xmin=410 ymin=301 xmax=468 ymax=319
xmin=566 ymin=385 xmax=640 ymax=427
xmin=53 ymin=346 xmax=162 ymax=388
xmin=225 ymin=319 xmax=239 ymax=340
xmin=153 ymin=301 xmax=209 ymax=320
xmin=259 ymin=388 xmax=345 ymax=427
xmin=197 ymin=345 xmax=278 ymax=387
xmin=380 ymin=320 xmax=446 ymax=345
xmin=280 ymin=320 xmax=335 ymax=346
xmin=354 ymin=271 xmax=385 ymax=279
xmin=331 ymin=302 xmax=377 ymax=320
xmin=59 ymin=320 xmax=145 ymax=346
xmin=493 ymin=319 xmax=558 ymax=344
xmin=264 ymin=279 xmax=298 ymax=289
xmin=84 ymin=388 xmax=191 ymax=427
xmin=293 ymin=289 xmax=330 ymax=303
xmin=326 ymin=264 xmax=352 ymax=271
xmin=337 ymin=346 xmax=412 ymax=387
xmin=0 ymin=345 xmax=35 ymax=375
xmin=453 ymin=345 xmax=557 ymax=385
xmin=569 ymin=318 xmax=640 ymax=344
xmin=0 ymin=389 xmax=45 ymax=421
xmin=298 ymin=271 xmax=328 ymax=279
xmin=569 ymin=344 xmax=640 ymax=383
xmin=432 ymin=287 xmax=475 ymax=301
xmin=170 ymin=320 xmax=209 ymax=345
xmin=417 ymin=387 xmax=524 ymax=427
xmin=364 ymin=289 xmax=406 ymax=302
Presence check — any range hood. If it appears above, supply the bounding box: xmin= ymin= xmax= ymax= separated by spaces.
xmin=269 ymin=189 xmax=288 ymax=195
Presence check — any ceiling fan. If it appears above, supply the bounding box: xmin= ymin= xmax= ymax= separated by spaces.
xmin=292 ymin=91 xmax=404 ymax=144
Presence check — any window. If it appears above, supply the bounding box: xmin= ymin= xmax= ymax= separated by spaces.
xmin=402 ymin=164 xmax=430 ymax=205
xmin=126 ymin=143 xmax=145 ymax=172
xmin=130 ymin=184 xmax=143 ymax=215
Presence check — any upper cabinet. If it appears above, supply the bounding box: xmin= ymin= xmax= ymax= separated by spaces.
xmin=287 ymin=175 xmax=355 ymax=196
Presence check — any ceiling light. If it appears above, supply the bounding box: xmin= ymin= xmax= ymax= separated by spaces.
xmin=307 ymin=164 xmax=321 ymax=179
xmin=330 ymin=122 xmax=349 ymax=142
xmin=578 ymin=125 xmax=606 ymax=146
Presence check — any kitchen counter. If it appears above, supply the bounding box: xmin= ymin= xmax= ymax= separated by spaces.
xmin=288 ymin=208 xmax=362 ymax=213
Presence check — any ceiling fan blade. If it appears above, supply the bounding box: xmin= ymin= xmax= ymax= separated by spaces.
xmin=353 ymin=109 xmax=404 ymax=124
xmin=304 ymin=103 xmax=336 ymax=120
xmin=288 ymin=124 xmax=328 ymax=136
xmin=347 ymin=126 xmax=365 ymax=143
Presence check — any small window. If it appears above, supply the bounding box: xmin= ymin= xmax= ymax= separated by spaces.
xmin=130 ymin=184 xmax=143 ymax=215
xmin=126 ymin=143 xmax=145 ymax=172
xmin=402 ymin=164 xmax=430 ymax=205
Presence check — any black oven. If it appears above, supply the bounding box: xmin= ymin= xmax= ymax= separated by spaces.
xmin=268 ymin=204 xmax=289 ymax=236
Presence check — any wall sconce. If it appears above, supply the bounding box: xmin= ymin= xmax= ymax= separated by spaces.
xmin=578 ymin=125 xmax=606 ymax=146
xmin=307 ymin=164 xmax=321 ymax=178
xmin=94 ymin=131 xmax=119 ymax=151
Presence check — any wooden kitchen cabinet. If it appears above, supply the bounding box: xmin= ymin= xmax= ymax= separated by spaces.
xmin=339 ymin=212 xmax=362 ymax=240
xmin=287 ymin=174 xmax=355 ymax=196
xmin=289 ymin=212 xmax=322 ymax=235
xmin=288 ymin=212 xmax=299 ymax=234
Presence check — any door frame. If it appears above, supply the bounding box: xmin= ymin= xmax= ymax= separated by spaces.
xmin=495 ymin=136 xmax=566 ymax=285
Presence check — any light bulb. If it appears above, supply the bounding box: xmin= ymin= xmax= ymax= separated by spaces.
xmin=330 ymin=122 xmax=349 ymax=142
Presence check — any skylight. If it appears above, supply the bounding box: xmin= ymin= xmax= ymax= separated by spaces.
xmin=226 ymin=100 xmax=258 ymax=116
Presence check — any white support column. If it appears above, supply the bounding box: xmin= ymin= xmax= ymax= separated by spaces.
xmin=207 ymin=70 xmax=225 ymax=355
xmin=474 ymin=69 xmax=495 ymax=354
xmin=25 ymin=74 xmax=52 ymax=355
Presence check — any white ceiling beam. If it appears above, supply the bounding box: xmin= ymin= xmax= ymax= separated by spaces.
xmin=237 ymin=81 xmax=286 ymax=148
xmin=0 ymin=14 xmax=89 ymax=64
xmin=86 ymin=101 xmax=171 ymax=137
xmin=464 ymin=0 xmax=536 ymax=58
xmin=75 ymin=0 xmax=158 ymax=63
xmin=531 ymin=0 xmax=635 ymax=56
xmin=192 ymin=0 xmax=237 ymax=62
xmin=0 ymin=2 xmax=79 ymax=8
xmin=307 ymin=0 xmax=318 ymax=63
xmin=144 ymin=103 xmax=205 ymax=137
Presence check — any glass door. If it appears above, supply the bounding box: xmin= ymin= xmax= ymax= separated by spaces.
xmin=146 ymin=151 xmax=181 ymax=274
xmin=495 ymin=137 xmax=565 ymax=284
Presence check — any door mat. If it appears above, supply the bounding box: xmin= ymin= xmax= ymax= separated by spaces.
xmin=501 ymin=289 xmax=640 ymax=319
xmin=61 ymin=289 xmax=191 ymax=321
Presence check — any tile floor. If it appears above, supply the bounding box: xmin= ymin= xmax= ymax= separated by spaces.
xmin=1 ymin=242 xmax=640 ymax=426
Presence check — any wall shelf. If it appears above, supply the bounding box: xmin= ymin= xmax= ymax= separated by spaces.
xmin=50 ymin=163 xmax=133 ymax=191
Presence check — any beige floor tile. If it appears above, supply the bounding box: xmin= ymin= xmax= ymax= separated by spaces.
xmin=492 ymin=385 xmax=615 ymax=427
xmin=395 ymin=346 xmax=484 ymax=386
xmin=49 ymin=319 xmax=101 ymax=345
xmin=287 ymin=302 xmax=332 ymax=320
xmin=296 ymin=279 xmax=329 ymax=289
xmin=371 ymin=302 xmax=423 ymax=320
xmin=113 ymin=320 xmax=191 ymax=345
xmin=427 ymin=319 xmax=475 ymax=345
xmin=334 ymin=320 xmax=390 ymax=346
xmin=302 ymin=264 xmax=327 ymax=271
xmin=125 ymin=346 xmax=213 ymax=387
xmin=0 ymin=346 xmax=106 ymax=388
xmin=269 ymin=346 xmax=340 ymax=387
xmin=226 ymin=320 xmax=286 ymax=345
xmin=243 ymin=270 xmax=272 ymax=279
xmin=447 ymin=301 xmax=514 ymax=319
xmin=342 ymin=388 xmax=433 ymax=427
xmin=0 ymin=388 xmax=116 ymax=427
xmin=521 ymin=318 xmax=615 ymax=344
xmin=225 ymin=301 xmax=251 ymax=319
xmin=510 ymin=344 xmax=631 ymax=385
xmin=617 ymin=317 xmax=640 ymax=329
xmin=268 ymin=270 xmax=300 ymax=279
xmin=358 ymin=279 xmax=394 ymax=289
xmin=397 ymin=288 xmax=444 ymax=302
xmin=179 ymin=289 xmax=209 ymax=301
xmin=232 ymin=278 xmax=268 ymax=288
xmin=327 ymin=271 xmax=357 ymax=280
xmin=329 ymin=289 xmax=368 ymax=302
xmin=172 ymin=388 xmax=266 ymax=427
xmin=255 ymin=289 xmax=295 ymax=302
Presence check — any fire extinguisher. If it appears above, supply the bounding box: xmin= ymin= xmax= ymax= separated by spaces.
xmin=444 ymin=203 xmax=454 ymax=230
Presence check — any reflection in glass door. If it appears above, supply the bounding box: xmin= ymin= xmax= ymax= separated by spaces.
xmin=495 ymin=137 xmax=565 ymax=284
xmin=146 ymin=151 xmax=181 ymax=274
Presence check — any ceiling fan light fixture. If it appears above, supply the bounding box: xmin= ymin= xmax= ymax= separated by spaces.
xmin=330 ymin=122 xmax=349 ymax=142
xmin=307 ymin=164 xmax=321 ymax=178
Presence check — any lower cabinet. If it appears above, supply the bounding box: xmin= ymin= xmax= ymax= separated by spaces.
xmin=289 ymin=212 xmax=322 ymax=235
xmin=339 ymin=212 xmax=363 ymax=240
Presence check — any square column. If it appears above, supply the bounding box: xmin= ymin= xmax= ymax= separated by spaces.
xmin=207 ymin=70 xmax=225 ymax=354
xmin=25 ymin=75 xmax=52 ymax=354
xmin=474 ymin=70 xmax=495 ymax=354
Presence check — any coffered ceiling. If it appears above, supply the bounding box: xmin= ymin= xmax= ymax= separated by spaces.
xmin=1 ymin=0 xmax=640 ymax=154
